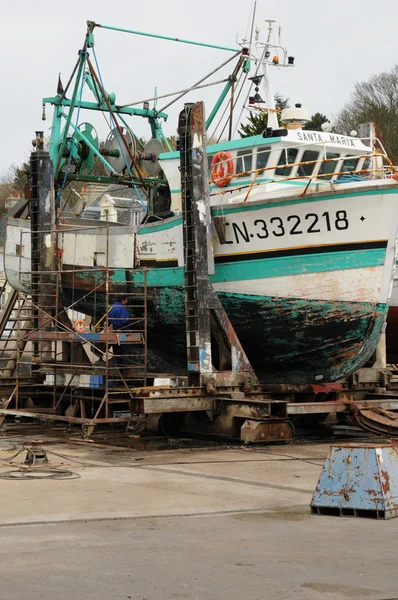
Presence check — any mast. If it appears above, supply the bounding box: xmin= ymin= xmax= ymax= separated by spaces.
xmin=263 ymin=62 xmax=278 ymax=130
xmin=261 ymin=20 xmax=279 ymax=130
xmin=233 ymin=17 xmax=295 ymax=136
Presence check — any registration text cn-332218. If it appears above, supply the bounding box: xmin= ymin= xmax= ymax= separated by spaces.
xmin=220 ymin=210 xmax=350 ymax=245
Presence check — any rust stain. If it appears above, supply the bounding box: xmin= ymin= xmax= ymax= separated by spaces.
xmin=365 ymin=488 xmax=379 ymax=497
xmin=380 ymin=470 xmax=391 ymax=495
xmin=339 ymin=486 xmax=355 ymax=497
xmin=313 ymin=382 xmax=343 ymax=394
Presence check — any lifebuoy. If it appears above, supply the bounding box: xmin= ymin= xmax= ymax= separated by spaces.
xmin=74 ymin=319 xmax=86 ymax=333
xmin=210 ymin=151 xmax=233 ymax=187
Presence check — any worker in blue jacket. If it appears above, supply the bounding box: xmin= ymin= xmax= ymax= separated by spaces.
xmin=108 ymin=296 xmax=131 ymax=369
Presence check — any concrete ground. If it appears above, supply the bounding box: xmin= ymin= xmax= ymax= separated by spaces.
xmin=0 ymin=429 xmax=397 ymax=600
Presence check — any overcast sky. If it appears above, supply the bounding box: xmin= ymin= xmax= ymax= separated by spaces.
xmin=1 ymin=0 xmax=397 ymax=176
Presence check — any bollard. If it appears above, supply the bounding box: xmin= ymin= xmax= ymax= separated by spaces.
xmin=311 ymin=443 xmax=398 ymax=519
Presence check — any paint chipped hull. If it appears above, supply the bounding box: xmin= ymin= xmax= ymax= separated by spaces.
xmin=60 ymin=275 xmax=386 ymax=383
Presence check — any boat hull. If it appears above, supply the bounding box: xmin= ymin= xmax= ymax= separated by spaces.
xmin=6 ymin=181 xmax=398 ymax=383
xmin=61 ymin=265 xmax=387 ymax=383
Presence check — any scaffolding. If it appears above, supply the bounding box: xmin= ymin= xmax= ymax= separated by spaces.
xmin=0 ymin=223 xmax=147 ymax=436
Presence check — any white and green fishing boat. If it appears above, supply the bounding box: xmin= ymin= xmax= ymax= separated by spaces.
xmin=5 ymin=19 xmax=398 ymax=383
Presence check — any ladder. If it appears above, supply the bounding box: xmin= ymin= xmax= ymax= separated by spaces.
xmin=0 ymin=284 xmax=32 ymax=377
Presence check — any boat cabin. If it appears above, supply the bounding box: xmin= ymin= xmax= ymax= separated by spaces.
xmin=159 ymin=128 xmax=377 ymax=214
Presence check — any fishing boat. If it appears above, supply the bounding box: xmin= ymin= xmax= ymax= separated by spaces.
xmin=4 ymin=19 xmax=398 ymax=383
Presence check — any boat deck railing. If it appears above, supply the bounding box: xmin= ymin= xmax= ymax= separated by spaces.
xmin=209 ymin=136 xmax=398 ymax=201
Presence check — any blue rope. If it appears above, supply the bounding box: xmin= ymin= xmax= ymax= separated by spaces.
xmin=335 ymin=174 xmax=366 ymax=184
xmin=56 ymin=43 xmax=88 ymax=206
xmin=92 ymin=47 xmax=146 ymax=209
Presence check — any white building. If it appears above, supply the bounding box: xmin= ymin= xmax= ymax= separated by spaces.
xmin=99 ymin=194 xmax=145 ymax=226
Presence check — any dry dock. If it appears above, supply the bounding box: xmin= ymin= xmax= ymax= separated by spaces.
xmin=0 ymin=427 xmax=397 ymax=600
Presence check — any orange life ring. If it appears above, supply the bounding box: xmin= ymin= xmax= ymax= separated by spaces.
xmin=210 ymin=151 xmax=234 ymax=187
xmin=74 ymin=319 xmax=86 ymax=333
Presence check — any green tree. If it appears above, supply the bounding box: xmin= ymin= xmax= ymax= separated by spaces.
xmin=335 ymin=64 xmax=398 ymax=163
xmin=274 ymin=94 xmax=290 ymax=112
xmin=239 ymin=95 xmax=289 ymax=137
xmin=12 ymin=162 xmax=29 ymax=192
xmin=303 ymin=112 xmax=330 ymax=131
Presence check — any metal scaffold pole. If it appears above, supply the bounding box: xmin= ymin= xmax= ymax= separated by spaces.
xmin=0 ymin=160 xmax=149 ymax=436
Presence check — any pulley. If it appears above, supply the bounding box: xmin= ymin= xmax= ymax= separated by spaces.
xmin=102 ymin=127 xmax=136 ymax=175
xmin=59 ymin=137 xmax=79 ymax=174
xmin=58 ymin=122 xmax=99 ymax=176
xmin=141 ymin=138 xmax=164 ymax=176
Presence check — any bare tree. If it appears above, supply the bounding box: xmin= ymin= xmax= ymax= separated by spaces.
xmin=0 ymin=162 xmax=30 ymax=217
xmin=0 ymin=165 xmax=20 ymax=217
xmin=336 ymin=65 xmax=398 ymax=163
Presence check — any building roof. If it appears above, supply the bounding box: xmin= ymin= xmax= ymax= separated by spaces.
xmin=99 ymin=194 xmax=144 ymax=210
xmin=80 ymin=206 xmax=101 ymax=220
xmin=90 ymin=184 xmax=147 ymax=207
xmin=0 ymin=197 xmax=27 ymax=245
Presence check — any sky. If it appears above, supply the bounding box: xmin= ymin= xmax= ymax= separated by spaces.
xmin=0 ymin=0 xmax=397 ymax=176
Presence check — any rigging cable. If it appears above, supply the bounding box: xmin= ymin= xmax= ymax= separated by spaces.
xmin=232 ymin=47 xmax=268 ymax=138
xmin=92 ymin=47 xmax=145 ymax=209
xmin=56 ymin=41 xmax=88 ymax=206
xmin=209 ymin=68 xmax=246 ymax=142
xmin=158 ymin=51 xmax=241 ymax=114
xmin=59 ymin=57 xmax=80 ymax=102
xmin=211 ymin=2 xmax=256 ymax=142
xmin=232 ymin=1 xmax=269 ymax=139
xmin=212 ymin=70 xmax=248 ymax=143
xmin=120 ymin=78 xmax=230 ymax=110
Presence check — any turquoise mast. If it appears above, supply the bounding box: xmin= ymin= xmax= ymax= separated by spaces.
xmin=42 ymin=20 xmax=249 ymax=194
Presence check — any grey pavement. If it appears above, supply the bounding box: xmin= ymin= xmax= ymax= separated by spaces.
xmin=0 ymin=438 xmax=396 ymax=599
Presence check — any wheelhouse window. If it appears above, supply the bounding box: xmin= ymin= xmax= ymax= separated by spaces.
xmin=207 ymin=155 xmax=214 ymax=174
xmin=256 ymin=146 xmax=271 ymax=174
xmin=318 ymin=153 xmax=340 ymax=180
xmin=339 ymin=157 xmax=360 ymax=177
xmin=236 ymin=150 xmax=253 ymax=177
xmin=275 ymin=148 xmax=299 ymax=176
xmin=362 ymin=156 xmax=372 ymax=173
xmin=298 ymin=150 xmax=319 ymax=177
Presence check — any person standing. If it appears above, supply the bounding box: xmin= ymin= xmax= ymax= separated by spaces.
xmin=108 ymin=296 xmax=131 ymax=368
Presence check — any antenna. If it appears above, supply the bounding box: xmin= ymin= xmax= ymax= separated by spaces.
xmin=233 ymin=17 xmax=295 ymax=136
xmin=264 ymin=18 xmax=276 ymax=43
xmin=248 ymin=0 xmax=257 ymax=51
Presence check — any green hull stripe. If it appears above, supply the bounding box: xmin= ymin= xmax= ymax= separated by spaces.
xmin=139 ymin=217 xmax=182 ymax=234
xmin=128 ymin=247 xmax=385 ymax=287
xmin=214 ymin=248 xmax=384 ymax=282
